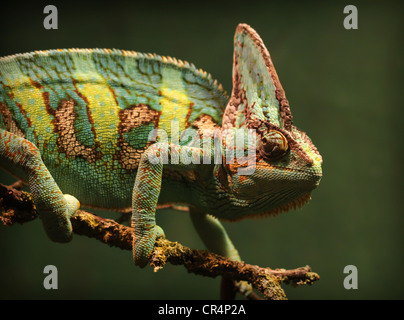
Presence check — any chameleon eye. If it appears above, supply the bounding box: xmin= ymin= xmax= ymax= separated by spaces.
xmin=259 ymin=130 xmax=289 ymax=160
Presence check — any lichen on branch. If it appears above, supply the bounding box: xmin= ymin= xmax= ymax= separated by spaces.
xmin=0 ymin=182 xmax=319 ymax=300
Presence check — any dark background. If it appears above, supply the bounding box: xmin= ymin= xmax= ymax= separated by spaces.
xmin=0 ymin=0 xmax=403 ymax=299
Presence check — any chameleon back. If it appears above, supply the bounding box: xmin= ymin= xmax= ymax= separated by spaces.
xmin=0 ymin=49 xmax=228 ymax=208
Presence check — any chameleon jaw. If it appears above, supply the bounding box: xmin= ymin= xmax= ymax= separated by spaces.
xmin=259 ymin=192 xmax=312 ymax=218
xmin=221 ymin=192 xmax=313 ymax=222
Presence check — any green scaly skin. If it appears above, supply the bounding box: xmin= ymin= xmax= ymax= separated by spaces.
xmin=0 ymin=24 xmax=322 ymax=294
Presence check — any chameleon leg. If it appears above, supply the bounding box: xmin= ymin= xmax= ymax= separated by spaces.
xmin=131 ymin=148 xmax=165 ymax=268
xmin=131 ymin=142 xmax=203 ymax=267
xmin=189 ymin=208 xmax=241 ymax=261
xmin=189 ymin=208 xmax=253 ymax=298
xmin=0 ymin=129 xmax=79 ymax=242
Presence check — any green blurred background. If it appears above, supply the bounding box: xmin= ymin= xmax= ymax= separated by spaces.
xmin=0 ymin=0 xmax=403 ymax=299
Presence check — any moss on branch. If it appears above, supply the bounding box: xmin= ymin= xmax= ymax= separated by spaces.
xmin=0 ymin=182 xmax=319 ymax=300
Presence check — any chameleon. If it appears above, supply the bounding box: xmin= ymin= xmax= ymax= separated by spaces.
xmin=0 ymin=23 xmax=322 ymax=285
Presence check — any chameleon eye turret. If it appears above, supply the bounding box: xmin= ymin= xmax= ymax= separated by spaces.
xmin=259 ymin=130 xmax=289 ymax=160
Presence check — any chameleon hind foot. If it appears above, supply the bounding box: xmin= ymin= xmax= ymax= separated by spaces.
xmin=221 ymin=278 xmax=253 ymax=299
xmin=0 ymin=129 xmax=79 ymax=243
xmin=235 ymin=280 xmax=253 ymax=297
xmin=39 ymin=194 xmax=79 ymax=243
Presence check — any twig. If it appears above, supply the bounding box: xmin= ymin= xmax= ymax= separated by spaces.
xmin=0 ymin=183 xmax=320 ymax=299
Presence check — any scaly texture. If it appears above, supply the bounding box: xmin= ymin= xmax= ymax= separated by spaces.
xmin=0 ymin=24 xmax=323 ymax=291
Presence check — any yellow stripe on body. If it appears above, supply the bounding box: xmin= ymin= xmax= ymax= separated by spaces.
xmin=2 ymin=61 xmax=54 ymax=148
xmin=71 ymin=54 xmax=120 ymax=161
xmin=158 ymin=67 xmax=191 ymax=140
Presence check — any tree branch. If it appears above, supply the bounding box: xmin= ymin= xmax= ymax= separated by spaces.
xmin=0 ymin=183 xmax=319 ymax=300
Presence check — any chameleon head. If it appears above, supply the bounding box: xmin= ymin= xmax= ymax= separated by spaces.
xmin=218 ymin=23 xmax=322 ymax=219
xmin=221 ymin=122 xmax=322 ymax=218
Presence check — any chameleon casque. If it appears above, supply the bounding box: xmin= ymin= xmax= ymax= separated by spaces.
xmin=0 ymin=23 xmax=322 ymax=288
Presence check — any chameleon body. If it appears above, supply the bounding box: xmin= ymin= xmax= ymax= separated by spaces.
xmin=0 ymin=24 xmax=322 ymax=273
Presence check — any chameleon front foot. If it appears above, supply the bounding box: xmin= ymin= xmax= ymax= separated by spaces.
xmin=133 ymin=225 xmax=165 ymax=268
